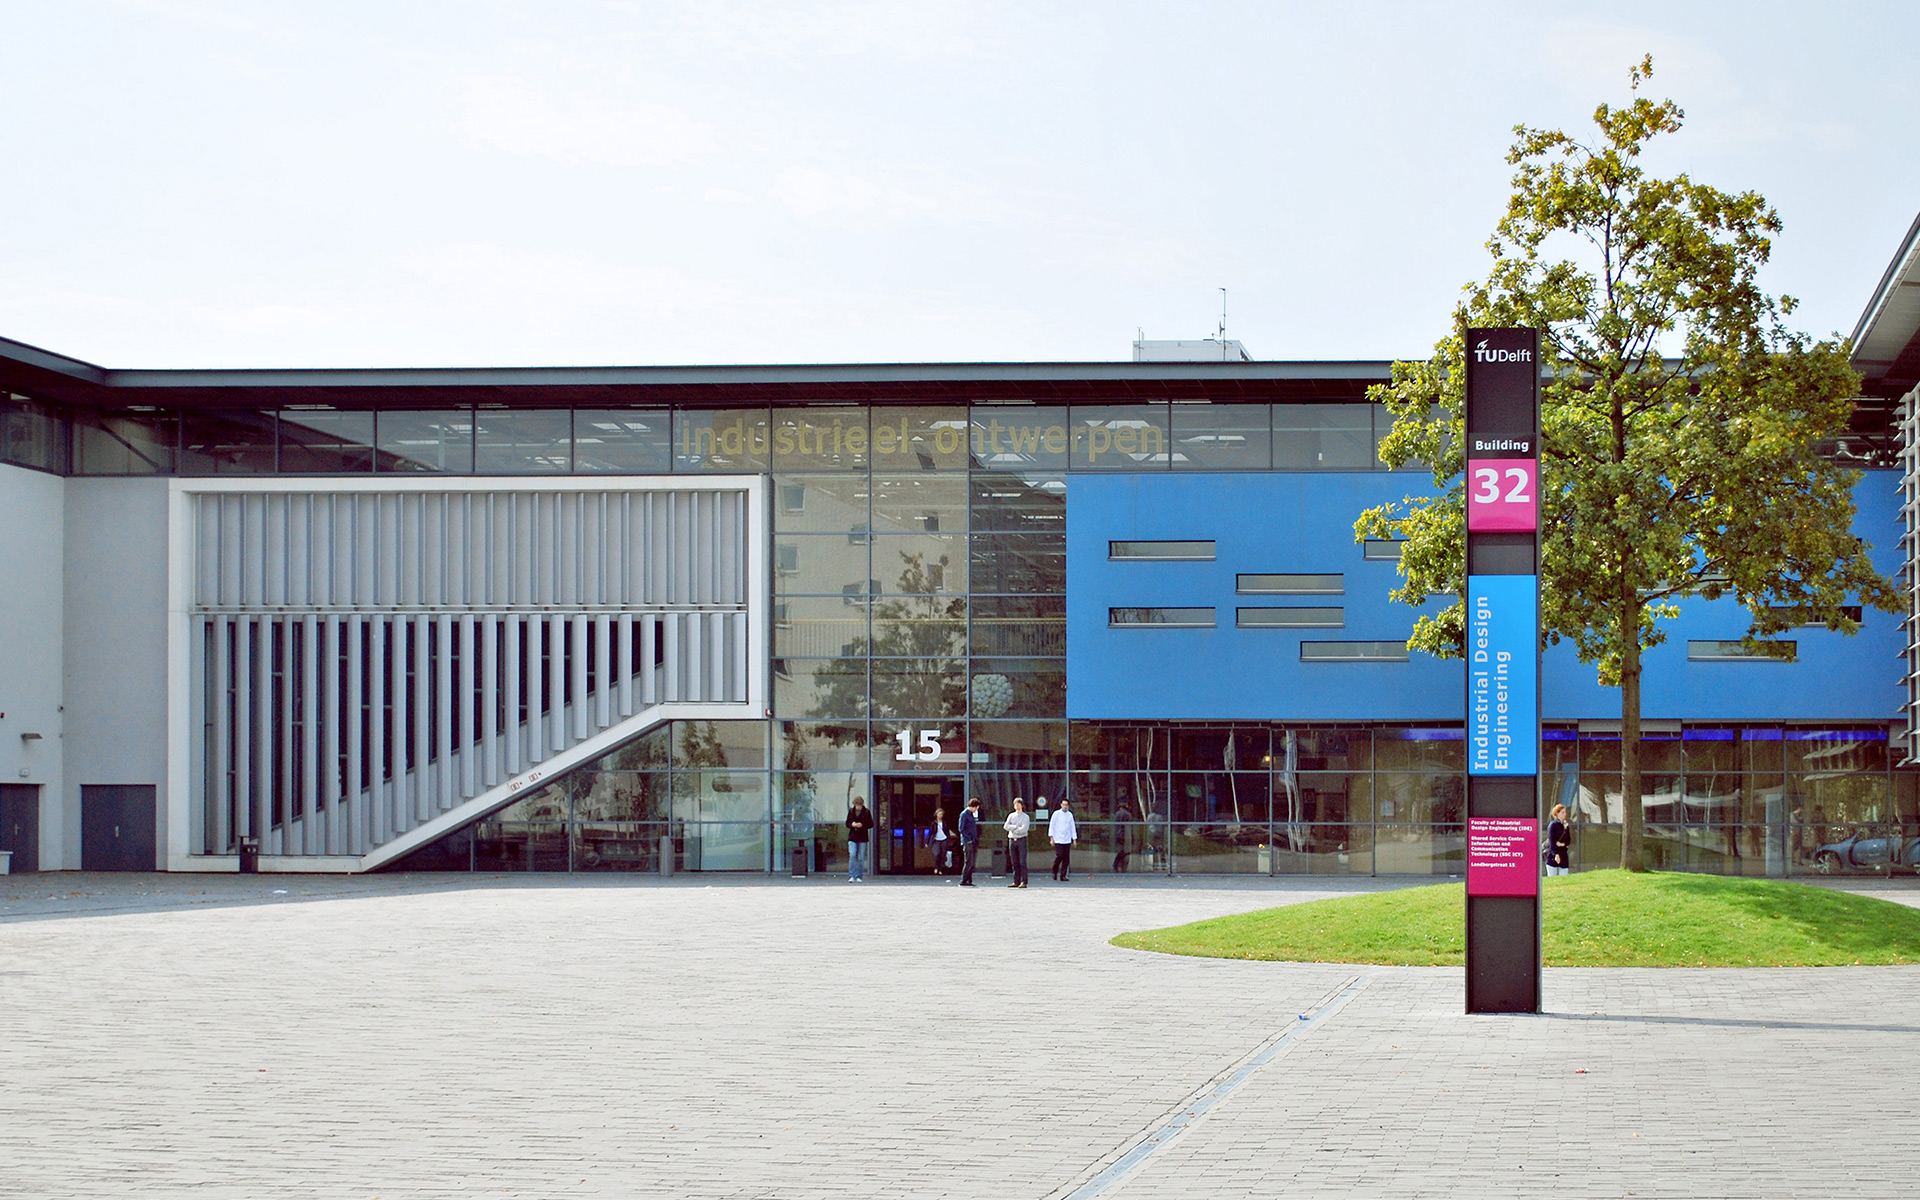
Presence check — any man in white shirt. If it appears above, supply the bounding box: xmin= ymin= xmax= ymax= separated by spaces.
xmin=1047 ymin=797 xmax=1078 ymax=882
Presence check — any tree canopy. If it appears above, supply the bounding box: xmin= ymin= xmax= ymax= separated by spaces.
xmin=1356 ymin=57 xmax=1902 ymax=870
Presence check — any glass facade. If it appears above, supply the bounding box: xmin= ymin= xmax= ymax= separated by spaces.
xmin=391 ymin=719 xmax=1917 ymax=876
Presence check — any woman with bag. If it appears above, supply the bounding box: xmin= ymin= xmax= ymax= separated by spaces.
xmin=1545 ymin=803 xmax=1572 ymax=876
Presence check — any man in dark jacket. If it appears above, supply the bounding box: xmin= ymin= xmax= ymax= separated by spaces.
xmin=958 ymin=797 xmax=983 ymax=886
xmin=846 ymin=797 xmax=874 ymax=883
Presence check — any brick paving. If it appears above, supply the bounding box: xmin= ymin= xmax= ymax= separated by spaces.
xmin=0 ymin=872 xmax=1915 ymax=1199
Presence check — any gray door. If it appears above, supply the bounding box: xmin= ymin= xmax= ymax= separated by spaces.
xmin=0 ymin=784 xmax=38 ymax=873
xmin=81 ymin=785 xmax=157 ymax=871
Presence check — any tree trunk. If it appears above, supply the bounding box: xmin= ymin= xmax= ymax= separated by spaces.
xmin=1618 ymin=604 xmax=1646 ymax=872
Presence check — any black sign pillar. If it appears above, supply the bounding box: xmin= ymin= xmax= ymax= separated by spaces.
xmin=1462 ymin=327 xmax=1543 ymax=1014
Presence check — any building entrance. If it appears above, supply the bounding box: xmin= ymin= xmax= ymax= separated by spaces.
xmin=873 ymin=775 xmax=966 ymax=875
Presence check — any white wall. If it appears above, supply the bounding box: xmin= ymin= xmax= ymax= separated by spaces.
xmin=63 ymin=477 xmax=171 ymax=868
xmin=0 ymin=463 xmax=65 ymax=866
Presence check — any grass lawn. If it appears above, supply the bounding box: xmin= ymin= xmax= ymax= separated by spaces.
xmin=1110 ymin=870 xmax=1920 ymax=967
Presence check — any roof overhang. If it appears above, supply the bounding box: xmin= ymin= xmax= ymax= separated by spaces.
xmin=1851 ymin=210 xmax=1920 ymax=399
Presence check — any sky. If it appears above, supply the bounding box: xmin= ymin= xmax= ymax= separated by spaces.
xmin=1 ymin=0 xmax=1916 ymax=370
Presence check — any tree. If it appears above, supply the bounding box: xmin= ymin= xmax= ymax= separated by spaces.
xmin=1356 ymin=58 xmax=1902 ymax=871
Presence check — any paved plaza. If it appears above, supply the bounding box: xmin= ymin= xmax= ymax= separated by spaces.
xmin=2 ymin=871 xmax=1918 ymax=1199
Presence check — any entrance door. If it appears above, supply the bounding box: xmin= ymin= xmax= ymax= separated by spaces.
xmin=81 ymin=785 xmax=157 ymax=871
xmin=874 ymin=775 xmax=966 ymax=875
xmin=0 ymin=784 xmax=38 ymax=873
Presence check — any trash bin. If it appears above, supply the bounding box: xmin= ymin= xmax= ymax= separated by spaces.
xmin=991 ymin=844 xmax=1005 ymax=878
xmin=791 ymin=842 xmax=808 ymax=878
xmin=659 ymin=834 xmax=674 ymax=877
xmin=237 ymin=836 xmax=260 ymax=874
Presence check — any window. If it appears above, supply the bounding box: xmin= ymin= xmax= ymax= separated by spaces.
xmin=1238 ymin=607 xmax=1343 ymax=628
xmin=1109 ymin=540 xmax=1215 ymax=561
xmin=1362 ymin=539 xmax=1403 ymax=560
xmin=1238 ymin=573 xmax=1342 ymax=595
xmin=1688 ymin=640 xmax=1796 ymax=662
xmin=1110 ymin=607 xmax=1216 ymax=627
xmin=1301 ymin=641 xmax=1408 ymax=662
xmin=1767 ymin=606 xmax=1863 ymax=626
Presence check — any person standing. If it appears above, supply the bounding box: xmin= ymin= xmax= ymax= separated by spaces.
xmin=958 ymin=798 xmax=982 ymax=886
xmin=930 ymin=806 xmax=954 ymax=875
xmin=846 ymin=796 xmax=874 ymax=883
xmin=1544 ymin=803 xmax=1571 ymax=877
xmin=1004 ymin=798 xmax=1031 ymax=889
xmin=1047 ymin=796 xmax=1078 ymax=881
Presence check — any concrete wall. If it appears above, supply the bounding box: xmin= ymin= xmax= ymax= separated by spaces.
xmin=0 ymin=463 xmax=65 ymax=866
xmin=62 ymin=477 xmax=171 ymax=868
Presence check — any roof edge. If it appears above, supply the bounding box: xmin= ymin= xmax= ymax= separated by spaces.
xmin=0 ymin=334 xmax=107 ymax=385
xmin=1850 ymin=208 xmax=1920 ymax=353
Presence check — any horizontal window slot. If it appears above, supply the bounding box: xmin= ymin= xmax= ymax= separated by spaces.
xmin=1688 ymin=640 xmax=1797 ymax=662
xmin=1361 ymin=539 xmax=1403 ymax=561
xmin=1110 ymin=607 xmax=1216 ymax=628
xmin=1109 ymin=540 xmax=1215 ymax=561
xmin=1301 ymin=640 xmax=1408 ymax=662
xmin=1238 ymin=573 xmax=1342 ymax=595
xmin=1238 ymin=607 xmax=1343 ymax=628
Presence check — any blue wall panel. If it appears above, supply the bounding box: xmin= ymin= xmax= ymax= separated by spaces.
xmin=1067 ymin=471 xmax=1904 ymax=724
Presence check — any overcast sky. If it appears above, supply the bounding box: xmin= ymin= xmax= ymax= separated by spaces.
xmin=2 ymin=1 xmax=1915 ymax=369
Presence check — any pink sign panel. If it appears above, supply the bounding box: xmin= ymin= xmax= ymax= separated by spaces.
xmin=1466 ymin=457 xmax=1538 ymax=532
xmin=1467 ymin=817 xmax=1539 ymax=896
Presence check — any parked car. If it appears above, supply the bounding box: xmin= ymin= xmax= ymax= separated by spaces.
xmin=1811 ymin=829 xmax=1920 ymax=874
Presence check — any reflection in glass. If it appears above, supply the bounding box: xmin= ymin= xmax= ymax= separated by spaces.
xmin=677 ymin=822 xmax=769 ymax=871
xmin=1066 ymin=773 xmax=1164 ymax=821
xmin=970 ymin=406 xmax=1068 ymax=471
xmin=1273 ymin=403 xmax=1373 ymax=470
xmin=776 ymin=771 xmax=870 ymax=821
xmin=966 ymin=772 xmax=1069 ymax=817
xmin=573 ymin=770 xmax=667 ymax=820
xmin=377 ymin=410 xmax=473 ymax=473
xmin=279 ymin=410 xmax=375 ymax=473
xmin=1372 ymin=773 xmax=1459 ymax=822
xmin=181 ymin=410 xmax=277 ymax=474
xmin=1374 ymin=727 xmax=1464 ymax=771
xmin=1171 ymin=772 xmax=1272 ymax=825
xmin=473 ymin=822 xmax=570 ymax=870
xmin=870 ymin=658 xmax=967 ymax=719
xmin=874 ymin=407 xmax=970 ymax=470
xmin=1171 ymin=727 xmax=1272 ymax=772
xmin=872 ymin=534 xmax=968 ymax=594
xmin=1070 ymin=404 xmax=1170 ymax=470
xmin=573 ymin=822 xmax=664 ymax=870
xmin=773 ymin=535 xmax=873 ymax=598
xmin=777 ymin=724 xmax=868 ymax=773
xmin=773 ymin=597 xmax=867 ymax=658
xmin=971 ymin=473 xmax=1066 ymax=532
xmin=970 ymin=534 xmax=1066 ymax=595
xmin=871 ymin=473 xmax=969 ymax=533
xmin=774 ymin=473 xmax=870 ymax=534
xmin=573 ymin=409 xmax=670 ymax=473
xmin=670 ymin=771 xmax=770 ymax=823
xmin=673 ymin=720 xmax=770 ymax=769
xmin=772 ymin=406 xmax=867 ymax=472
xmin=774 ymin=658 xmax=868 ymax=718
xmin=970 ymin=595 xmax=1065 ymax=656
xmin=2 ymin=396 xmax=68 ymax=472
xmin=474 ymin=408 xmax=571 ymax=473
xmin=970 ymin=658 xmax=1065 ymax=718
xmin=674 ymin=407 xmax=770 ymax=472
xmin=72 ymin=408 xmax=177 ymax=475
xmin=1170 ymin=402 xmax=1271 ymax=470
xmin=1170 ymin=821 xmax=1270 ymax=873
xmin=971 ymin=721 xmax=1068 ymax=770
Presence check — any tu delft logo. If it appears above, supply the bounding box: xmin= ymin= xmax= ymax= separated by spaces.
xmin=1473 ymin=339 xmax=1533 ymax=364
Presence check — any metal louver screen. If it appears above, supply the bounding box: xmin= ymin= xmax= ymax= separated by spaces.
xmin=186 ymin=485 xmax=757 ymax=858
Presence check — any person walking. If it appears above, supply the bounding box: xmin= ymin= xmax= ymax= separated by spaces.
xmin=930 ymin=806 xmax=954 ymax=875
xmin=1544 ymin=803 xmax=1571 ymax=877
xmin=1003 ymin=798 xmax=1031 ymax=889
xmin=1047 ymin=796 xmax=1078 ymax=881
xmin=958 ymin=798 xmax=983 ymax=886
xmin=846 ymin=796 xmax=874 ymax=883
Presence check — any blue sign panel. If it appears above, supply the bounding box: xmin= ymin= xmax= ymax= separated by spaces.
xmin=1467 ymin=573 xmax=1538 ymax=776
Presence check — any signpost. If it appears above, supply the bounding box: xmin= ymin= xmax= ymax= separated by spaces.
xmin=1463 ymin=327 xmax=1543 ymax=1014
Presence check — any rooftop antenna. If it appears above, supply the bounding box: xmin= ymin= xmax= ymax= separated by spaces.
xmin=1217 ymin=288 xmax=1228 ymax=360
